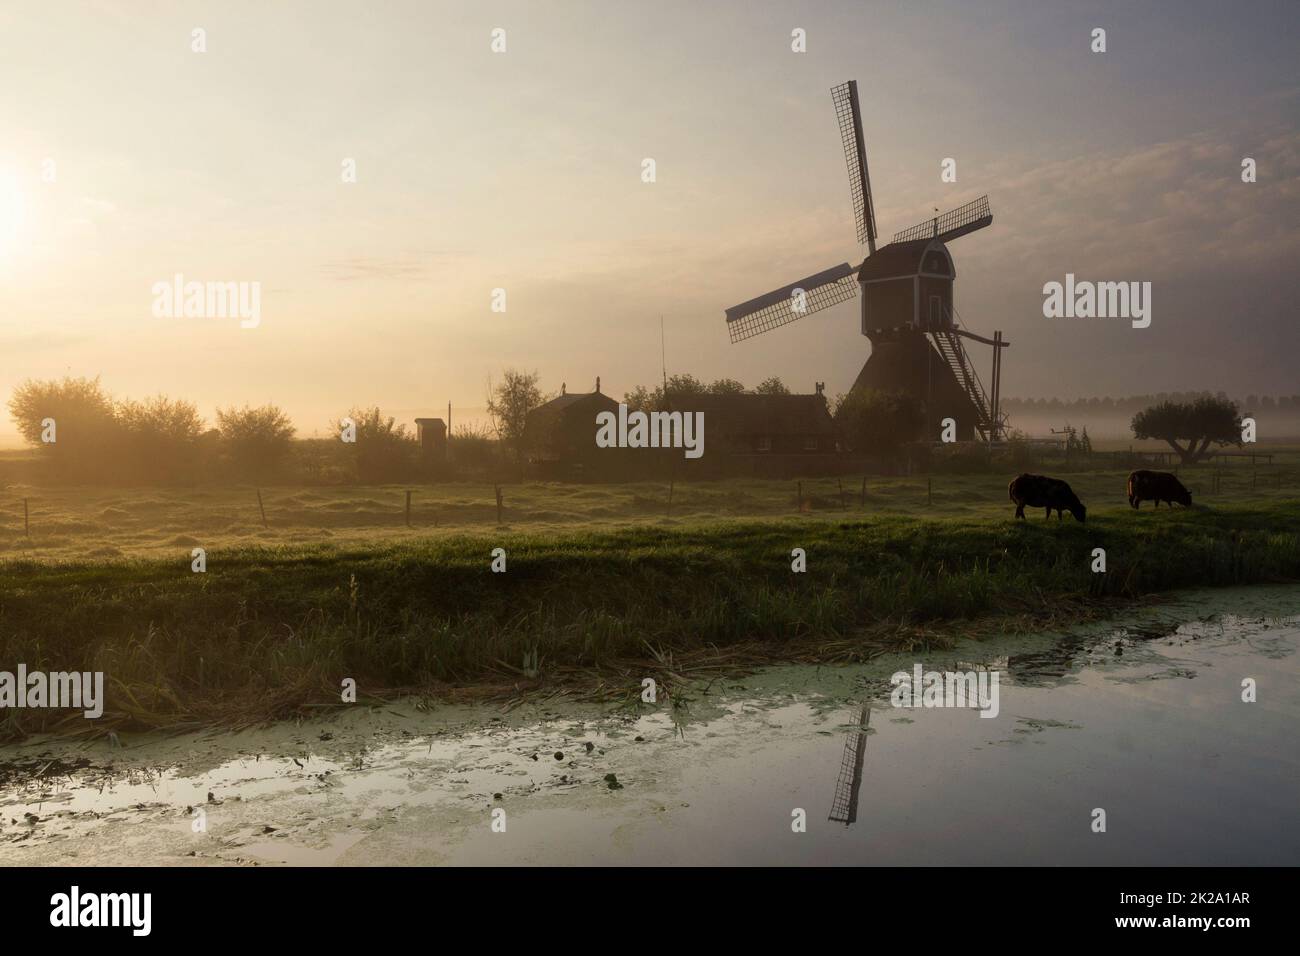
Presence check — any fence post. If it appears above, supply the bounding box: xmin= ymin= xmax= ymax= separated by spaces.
xmin=495 ymin=485 xmax=503 ymax=524
xmin=405 ymin=489 xmax=412 ymax=527
xmin=256 ymin=489 xmax=268 ymax=528
xmin=838 ymin=479 xmax=845 ymax=510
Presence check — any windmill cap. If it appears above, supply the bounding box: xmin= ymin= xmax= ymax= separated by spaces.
xmin=857 ymin=238 xmax=953 ymax=282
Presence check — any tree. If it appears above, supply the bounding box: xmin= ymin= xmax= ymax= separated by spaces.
xmin=447 ymin=420 xmax=499 ymax=475
xmin=623 ymin=384 xmax=655 ymax=413
xmin=116 ymin=395 xmax=205 ymax=481
xmin=833 ymin=388 xmax=925 ymax=454
xmin=7 ymin=376 xmax=119 ymax=478
xmin=708 ymin=378 xmax=747 ymax=395
xmin=334 ymin=406 xmax=416 ymax=482
xmin=621 ymin=374 xmax=703 ymax=413
xmin=1131 ymin=396 xmax=1241 ymax=464
xmin=662 ymin=373 xmax=708 ymax=405
xmin=486 ymin=369 xmax=546 ymax=463
xmin=626 ymin=374 xmax=769 ymax=412
xmin=216 ymin=403 xmax=296 ymax=479
xmin=754 ymin=377 xmax=790 ymax=395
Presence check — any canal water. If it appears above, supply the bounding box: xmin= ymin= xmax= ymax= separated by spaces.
xmin=2 ymin=585 xmax=1296 ymax=865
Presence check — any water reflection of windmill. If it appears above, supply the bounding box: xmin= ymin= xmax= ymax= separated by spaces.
xmin=828 ymin=703 xmax=871 ymax=826
xmin=723 ymin=81 xmax=1009 ymax=442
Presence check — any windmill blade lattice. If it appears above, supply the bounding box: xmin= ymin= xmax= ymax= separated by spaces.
xmin=724 ymin=262 xmax=857 ymax=343
xmin=891 ymin=194 xmax=992 ymax=245
xmin=831 ymin=81 xmax=876 ymax=247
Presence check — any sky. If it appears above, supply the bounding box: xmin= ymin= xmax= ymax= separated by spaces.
xmin=1 ymin=0 xmax=1297 ymax=445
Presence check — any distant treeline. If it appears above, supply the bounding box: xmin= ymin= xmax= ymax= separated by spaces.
xmin=1003 ymin=392 xmax=1300 ymax=415
xmin=11 ymin=374 xmax=1285 ymax=486
xmin=4 ymin=376 xmax=501 ymax=485
xmin=4 ymin=372 xmax=925 ymax=486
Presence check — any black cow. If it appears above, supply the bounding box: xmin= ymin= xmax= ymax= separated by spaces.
xmin=1009 ymin=473 xmax=1087 ymax=522
xmin=1127 ymin=469 xmax=1192 ymax=509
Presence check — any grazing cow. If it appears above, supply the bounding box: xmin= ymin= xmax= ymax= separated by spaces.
xmin=1009 ymin=473 xmax=1087 ymax=522
xmin=1127 ymin=469 xmax=1192 ymax=509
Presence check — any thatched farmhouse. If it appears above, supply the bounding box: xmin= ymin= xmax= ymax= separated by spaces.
xmin=671 ymin=387 xmax=836 ymax=477
xmin=524 ymin=379 xmax=838 ymax=479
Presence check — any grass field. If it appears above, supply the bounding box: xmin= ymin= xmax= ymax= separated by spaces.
xmin=1 ymin=454 xmax=1297 ymax=559
xmin=2 ymin=458 xmax=1299 ymax=736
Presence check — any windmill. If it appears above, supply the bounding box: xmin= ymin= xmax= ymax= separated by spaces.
xmin=724 ymin=81 xmax=1009 ymax=442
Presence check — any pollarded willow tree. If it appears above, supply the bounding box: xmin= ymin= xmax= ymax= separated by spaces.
xmin=1131 ymin=396 xmax=1242 ymax=464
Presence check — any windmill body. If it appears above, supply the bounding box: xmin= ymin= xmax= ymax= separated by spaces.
xmin=724 ymin=81 xmax=1009 ymax=443
xmin=854 ymin=236 xmax=981 ymax=440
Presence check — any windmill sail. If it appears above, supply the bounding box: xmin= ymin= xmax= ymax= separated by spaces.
xmin=831 ymin=81 xmax=877 ymax=252
xmin=891 ymin=194 xmax=992 ymax=245
xmin=724 ymin=262 xmax=857 ymax=343
xmin=828 ymin=704 xmax=871 ymax=825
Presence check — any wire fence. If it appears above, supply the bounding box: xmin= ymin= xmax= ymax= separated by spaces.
xmin=2 ymin=461 xmax=1293 ymax=545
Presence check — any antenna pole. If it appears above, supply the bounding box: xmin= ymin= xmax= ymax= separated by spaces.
xmin=661 ymin=314 xmax=668 ymax=396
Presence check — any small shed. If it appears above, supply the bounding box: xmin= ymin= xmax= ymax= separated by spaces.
xmin=414 ymin=417 xmax=447 ymax=459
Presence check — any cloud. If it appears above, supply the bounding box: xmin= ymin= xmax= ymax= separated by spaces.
xmin=0 ymin=329 xmax=90 ymax=353
xmin=966 ymin=128 xmax=1300 ymax=281
xmin=319 ymin=252 xmax=468 ymax=282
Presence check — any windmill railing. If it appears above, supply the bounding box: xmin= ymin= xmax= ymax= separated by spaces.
xmin=949 ymin=304 xmax=1013 ymax=438
xmin=933 ymin=306 xmax=996 ymax=435
xmin=943 ymin=311 xmax=990 ymax=402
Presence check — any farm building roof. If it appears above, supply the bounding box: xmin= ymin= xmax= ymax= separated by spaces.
xmin=529 ymin=389 xmax=619 ymax=417
xmin=668 ymin=393 xmax=834 ymax=436
xmin=524 ymin=390 xmax=619 ymax=445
